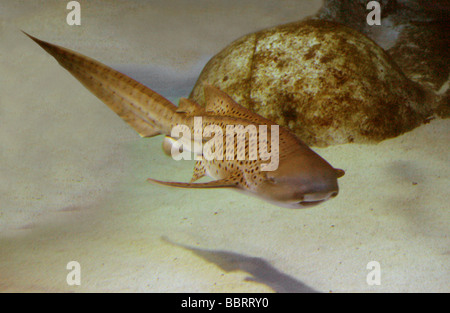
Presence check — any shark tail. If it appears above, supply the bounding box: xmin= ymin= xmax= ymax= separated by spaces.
xmin=24 ymin=31 xmax=178 ymax=137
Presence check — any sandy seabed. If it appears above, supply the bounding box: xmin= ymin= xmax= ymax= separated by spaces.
xmin=0 ymin=0 xmax=448 ymax=292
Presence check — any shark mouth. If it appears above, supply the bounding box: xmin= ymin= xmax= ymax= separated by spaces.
xmin=296 ymin=191 xmax=338 ymax=208
xmin=298 ymin=200 xmax=326 ymax=207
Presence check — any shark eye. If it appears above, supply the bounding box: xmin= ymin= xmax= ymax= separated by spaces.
xmin=266 ymin=174 xmax=278 ymax=184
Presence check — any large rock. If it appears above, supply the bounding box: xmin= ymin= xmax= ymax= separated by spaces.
xmin=189 ymin=19 xmax=432 ymax=147
xmin=315 ymin=0 xmax=449 ymax=118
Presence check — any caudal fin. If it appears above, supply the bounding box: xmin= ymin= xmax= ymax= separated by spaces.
xmin=24 ymin=31 xmax=177 ymax=137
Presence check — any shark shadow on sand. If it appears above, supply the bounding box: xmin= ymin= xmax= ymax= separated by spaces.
xmin=162 ymin=236 xmax=319 ymax=293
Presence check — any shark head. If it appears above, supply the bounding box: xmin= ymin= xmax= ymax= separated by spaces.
xmin=256 ymin=147 xmax=345 ymax=209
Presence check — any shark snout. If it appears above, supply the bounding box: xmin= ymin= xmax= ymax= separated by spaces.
xmin=261 ymin=164 xmax=343 ymax=209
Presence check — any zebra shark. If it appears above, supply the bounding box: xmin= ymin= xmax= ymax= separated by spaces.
xmin=24 ymin=32 xmax=344 ymax=209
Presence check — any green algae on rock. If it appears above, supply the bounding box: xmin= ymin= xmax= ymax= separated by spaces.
xmin=190 ymin=20 xmax=431 ymax=147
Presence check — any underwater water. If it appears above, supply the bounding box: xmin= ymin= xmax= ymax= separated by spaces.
xmin=0 ymin=0 xmax=448 ymax=292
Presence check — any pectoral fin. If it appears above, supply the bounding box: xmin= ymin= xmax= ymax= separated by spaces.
xmin=147 ymin=176 xmax=239 ymax=189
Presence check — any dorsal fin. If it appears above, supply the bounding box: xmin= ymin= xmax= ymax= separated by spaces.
xmin=176 ymin=97 xmax=204 ymax=115
xmin=203 ymin=84 xmax=273 ymax=125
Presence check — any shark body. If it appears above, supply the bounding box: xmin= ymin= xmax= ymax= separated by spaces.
xmin=25 ymin=32 xmax=344 ymax=209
